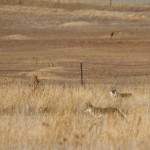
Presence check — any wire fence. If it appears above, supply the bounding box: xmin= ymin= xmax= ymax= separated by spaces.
xmin=0 ymin=61 xmax=150 ymax=85
xmin=51 ymin=61 xmax=150 ymax=85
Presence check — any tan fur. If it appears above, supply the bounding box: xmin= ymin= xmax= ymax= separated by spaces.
xmin=110 ymin=88 xmax=133 ymax=98
xmin=84 ymin=102 xmax=124 ymax=119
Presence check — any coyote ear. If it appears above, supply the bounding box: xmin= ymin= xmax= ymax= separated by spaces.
xmin=86 ymin=101 xmax=91 ymax=107
xmin=110 ymin=86 xmax=114 ymax=90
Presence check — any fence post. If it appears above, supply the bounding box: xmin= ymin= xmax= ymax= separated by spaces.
xmin=110 ymin=0 xmax=112 ymax=6
xmin=80 ymin=62 xmax=84 ymax=85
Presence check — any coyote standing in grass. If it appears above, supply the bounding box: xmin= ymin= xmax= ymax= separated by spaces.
xmin=84 ymin=102 xmax=124 ymax=119
xmin=110 ymin=87 xmax=133 ymax=98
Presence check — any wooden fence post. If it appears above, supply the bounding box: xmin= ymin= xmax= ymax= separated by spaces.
xmin=110 ymin=0 xmax=112 ymax=6
xmin=80 ymin=62 xmax=84 ymax=85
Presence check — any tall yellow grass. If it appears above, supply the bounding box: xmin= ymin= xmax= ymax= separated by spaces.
xmin=0 ymin=81 xmax=150 ymax=149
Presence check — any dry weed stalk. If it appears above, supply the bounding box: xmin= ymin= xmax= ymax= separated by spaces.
xmin=32 ymin=75 xmax=40 ymax=92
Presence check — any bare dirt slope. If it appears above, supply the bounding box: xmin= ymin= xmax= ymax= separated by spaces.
xmin=0 ymin=3 xmax=150 ymax=85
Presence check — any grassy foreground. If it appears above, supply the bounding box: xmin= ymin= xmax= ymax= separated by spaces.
xmin=0 ymin=80 xmax=150 ymax=150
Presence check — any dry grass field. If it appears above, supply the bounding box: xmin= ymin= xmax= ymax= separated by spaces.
xmin=0 ymin=0 xmax=150 ymax=149
xmin=0 ymin=83 xmax=150 ymax=149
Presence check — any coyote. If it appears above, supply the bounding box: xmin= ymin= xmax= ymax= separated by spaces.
xmin=84 ymin=102 xmax=124 ymax=119
xmin=110 ymin=88 xmax=132 ymax=98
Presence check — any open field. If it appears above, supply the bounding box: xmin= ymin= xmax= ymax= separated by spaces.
xmin=0 ymin=1 xmax=150 ymax=149
xmin=0 ymin=2 xmax=150 ymax=85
